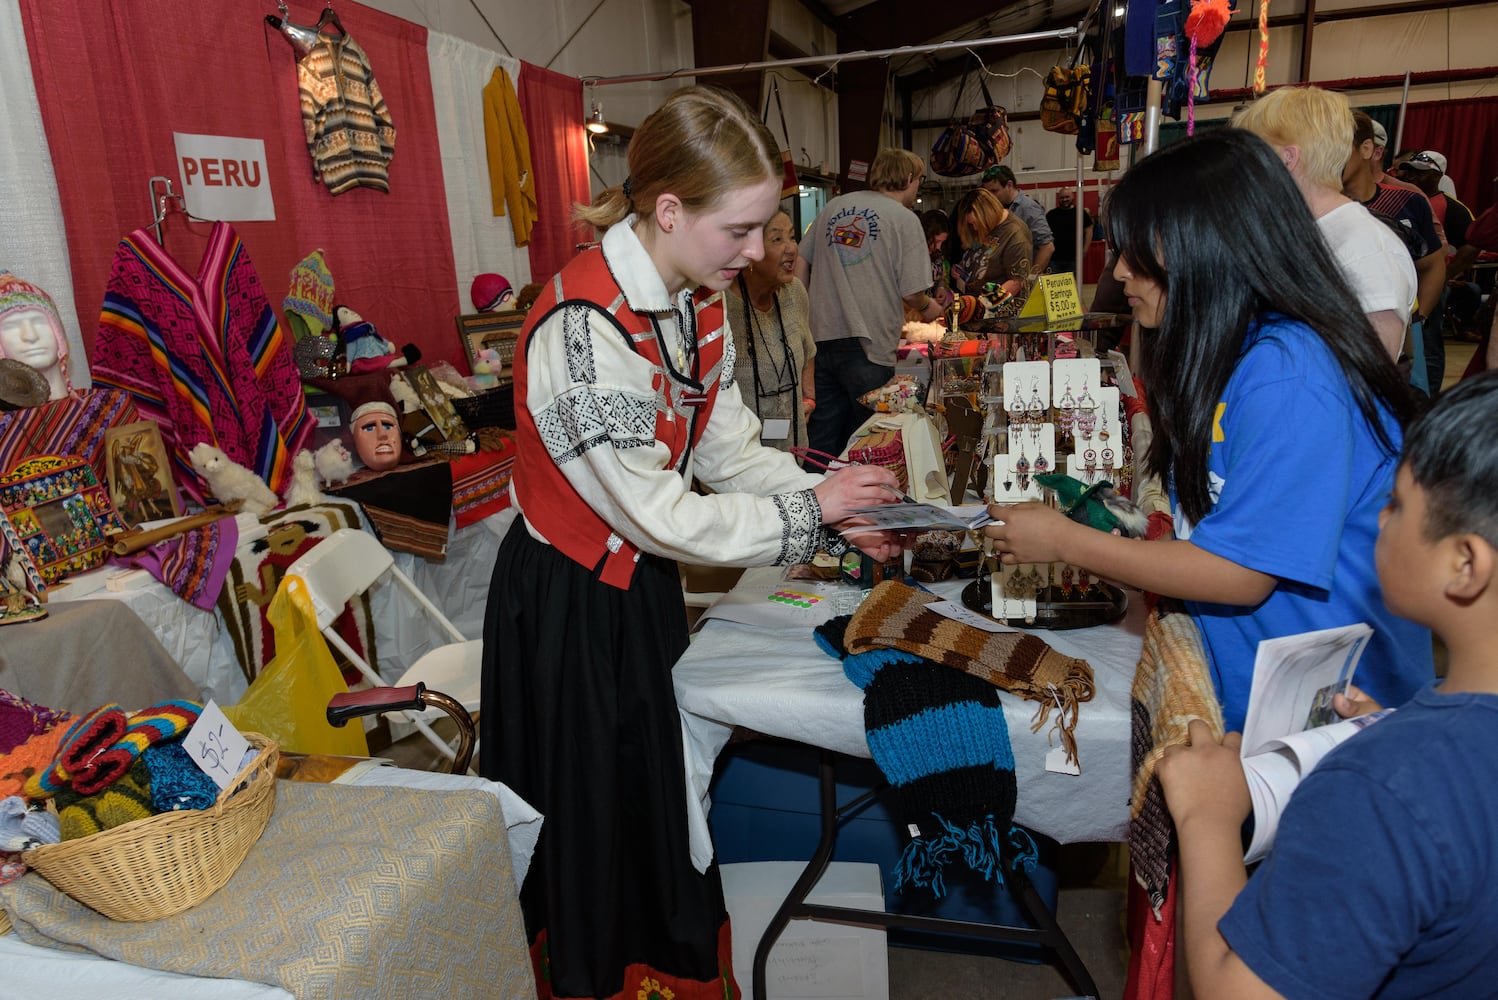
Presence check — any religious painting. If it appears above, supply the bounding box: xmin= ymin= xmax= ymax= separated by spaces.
xmin=105 ymin=419 xmax=184 ymax=528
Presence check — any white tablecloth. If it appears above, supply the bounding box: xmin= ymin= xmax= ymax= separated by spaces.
xmin=49 ymin=508 xmax=516 ymax=706
xmin=674 ymin=568 xmax=1144 ymax=871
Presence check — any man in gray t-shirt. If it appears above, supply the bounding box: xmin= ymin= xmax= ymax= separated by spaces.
xmin=983 ymin=164 xmax=1054 ymax=275
xmin=796 ymin=148 xmax=939 ymax=461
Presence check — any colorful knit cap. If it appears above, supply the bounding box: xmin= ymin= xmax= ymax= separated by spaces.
xmin=24 ymin=703 xmax=128 ymax=799
xmin=21 ymin=700 xmax=200 ymax=798
xmin=68 ymin=700 xmax=201 ymax=797
xmin=284 ymin=250 xmax=336 ymax=338
xmin=56 ymin=756 xmax=154 ymax=841
xmin=144 ymin=738 xmax=219 ymax=812
xmin=0 ymin=270 xmax=71 ymax=390
xmin=816 ymin=615 xmax=1037 ymax=897
xmin=119 ymin=700 xmax=201 ymax=758
xmin=843 ymin=581 xmax=1095 ymax=766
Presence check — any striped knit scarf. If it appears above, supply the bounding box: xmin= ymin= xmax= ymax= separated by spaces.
xmin=817 ymin=615 xmax=1037 ymax=897
xmin=842 ymin=581 xmax=1095 ymax=766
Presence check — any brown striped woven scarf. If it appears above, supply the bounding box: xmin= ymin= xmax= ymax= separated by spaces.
xmin=845 ymin=581 xmax=1096 ymax=765
xmin=1128 ymin=599 xmax=1223 ymax=917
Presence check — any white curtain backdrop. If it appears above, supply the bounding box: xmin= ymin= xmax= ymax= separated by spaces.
xmin=426 ymin=31 xmax=530 ymax=312
xmin=0 ymin=0 xmax=91 ymax=388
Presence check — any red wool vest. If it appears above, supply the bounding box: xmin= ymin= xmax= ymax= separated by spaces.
xmin=513 ymin=248 xmax=728 ymax=589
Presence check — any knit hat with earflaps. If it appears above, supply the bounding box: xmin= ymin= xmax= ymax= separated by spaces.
xmin=0 ymin=270 xmax=72 ymax=393
xmin=284 ymin=250 xmax=336 ymax=339
xmin=815 ymin=615 xmax=1038 ymax=897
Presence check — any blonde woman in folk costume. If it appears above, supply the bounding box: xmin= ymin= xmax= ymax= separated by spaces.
xmin=480 ymin=85 xmax=904 ymax=1000
xmin=723 ymin=209 xmax=816 ymax=452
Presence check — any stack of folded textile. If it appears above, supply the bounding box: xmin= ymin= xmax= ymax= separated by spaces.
xmin=2 ymin=696 xmax=212 ymax=847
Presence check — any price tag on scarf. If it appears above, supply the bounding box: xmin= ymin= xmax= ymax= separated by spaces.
xmin=925 ymin=599 xmax=1023 ymax=632
xmin=1045 ymin=745 xmax=1082 ymax=775
xmin=184 ymin=700 xmax=254 ymax=790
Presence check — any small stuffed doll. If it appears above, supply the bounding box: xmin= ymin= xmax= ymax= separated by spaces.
xmin=336 ymin=305 xmax=403 ymax=374
xmin=188 ymin=443 xmax=279 ymax=515
xmin=470 ymin=348 xmax=502 ymax=390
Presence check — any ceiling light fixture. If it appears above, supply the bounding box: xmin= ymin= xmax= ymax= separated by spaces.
xmin=586 ymin=101 xmax=609 ymax=135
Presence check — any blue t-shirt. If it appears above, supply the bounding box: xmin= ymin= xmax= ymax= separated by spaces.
xmin=1222 ymin=684 xmax=1498 ymax=998
xmin=1173 ymin=314 xmax=1433 ymax=731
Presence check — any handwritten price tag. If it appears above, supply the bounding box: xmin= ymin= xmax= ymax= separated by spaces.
xmin=184 ymin=701 xmax=254 ymax=790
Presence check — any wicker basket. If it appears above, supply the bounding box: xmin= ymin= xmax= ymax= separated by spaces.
xmin=21 ymin=733 xmax=279 ymax=922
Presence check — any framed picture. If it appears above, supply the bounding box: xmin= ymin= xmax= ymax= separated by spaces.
xmin=104 ymin=419 xmax=184 ymax=528
xmin=400 ymin=365 xmax=470 ymax=443
xmin=0 ymin=454 xmax=125 ymax=584
xmin=456 ymin=311 xmax=523 ymax=385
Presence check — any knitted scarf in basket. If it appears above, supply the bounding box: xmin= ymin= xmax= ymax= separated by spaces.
xmin=816 ymin=615 xmax=1037 ymax=898
xmin=842 ymin=581 xmax=1096 ymax=766
xmin=1128 ymin=599 xmax=1223 ymax=917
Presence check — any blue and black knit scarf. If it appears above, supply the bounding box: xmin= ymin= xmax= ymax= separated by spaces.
xmin=815 ymin=614 xmax=1038 ymax=897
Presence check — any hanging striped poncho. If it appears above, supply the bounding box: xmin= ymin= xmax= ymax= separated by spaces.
xmin=94 ymin=223 xmax=310 ymax=504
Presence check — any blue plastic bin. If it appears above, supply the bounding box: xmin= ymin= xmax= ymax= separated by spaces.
xmin=708 ymin=738 xmax=1061 ymax=960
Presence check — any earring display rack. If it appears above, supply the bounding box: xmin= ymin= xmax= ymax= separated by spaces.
xmin=921 ymin=328 xmax=1136 ymax=629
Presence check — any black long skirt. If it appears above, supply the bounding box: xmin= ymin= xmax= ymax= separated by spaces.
xmin=480 ymin=519 xmax=739 ymax=1000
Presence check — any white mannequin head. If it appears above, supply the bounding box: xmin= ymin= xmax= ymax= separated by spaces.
xmin=0 ymin=271 xmax=71 ymax=401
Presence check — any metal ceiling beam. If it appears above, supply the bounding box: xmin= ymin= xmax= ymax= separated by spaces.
xmin=584 ymin=26 xmax=1077 ymax=85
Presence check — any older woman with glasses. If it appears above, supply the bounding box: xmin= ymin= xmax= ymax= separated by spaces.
xmin=724 ymin=209 xmax=816 ymax=452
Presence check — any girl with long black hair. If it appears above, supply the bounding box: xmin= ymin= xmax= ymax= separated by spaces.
xmin=985 ymin=127 xmax=1433 ymax=730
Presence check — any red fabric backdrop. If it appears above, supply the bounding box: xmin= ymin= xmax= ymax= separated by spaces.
xmin=21 ymin=0 xmax=462 ymax=369
xmin=518 ymin=63 xmax=594 ymax=283
xmin=1399 ymin=96 xmax=1498 ymax=217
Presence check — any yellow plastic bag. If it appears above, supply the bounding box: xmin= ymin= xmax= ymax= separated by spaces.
xmin=223 ymin=573 xmax=369 ymax=756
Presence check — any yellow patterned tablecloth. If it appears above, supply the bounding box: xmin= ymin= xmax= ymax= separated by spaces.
xmin=0 ymin=780 xmax=535 ymax=999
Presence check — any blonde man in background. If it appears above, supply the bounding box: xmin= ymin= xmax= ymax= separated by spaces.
xmin=1235 ymin=87 xmax=1416 ymax=361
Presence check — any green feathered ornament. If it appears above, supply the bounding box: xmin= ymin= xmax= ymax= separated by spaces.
xmin=1036 ymin=473 xmax=1150 ymax=538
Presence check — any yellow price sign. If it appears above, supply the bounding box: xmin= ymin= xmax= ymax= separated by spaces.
xmin=1016 ymin=272 xmax=1084 ymax=325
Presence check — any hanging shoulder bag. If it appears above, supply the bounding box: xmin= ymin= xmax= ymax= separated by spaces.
xmin=930 ymin=76 xmax=986 ymax=178
xmin=931 ymin=74 xmax=1012 ymax=177
xmin=966 ymin=75 xmax=1012 ymax=164
xmin=1041 ymin=63 xmax=1091 ymax=135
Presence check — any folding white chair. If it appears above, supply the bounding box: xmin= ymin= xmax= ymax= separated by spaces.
xmin=286 ymin=528 xmax=483 ymax=768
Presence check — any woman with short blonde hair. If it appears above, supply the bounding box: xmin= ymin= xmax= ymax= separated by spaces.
xmin=951 ymin=187 xmax=1030 ymax=308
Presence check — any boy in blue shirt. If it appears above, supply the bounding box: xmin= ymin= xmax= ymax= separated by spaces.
xmin=1158 ymin=371 xmax=1498 ymax=998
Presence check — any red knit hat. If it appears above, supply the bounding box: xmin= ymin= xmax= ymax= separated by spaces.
xmin=470 ymin=273 xmax=514 ymax=312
